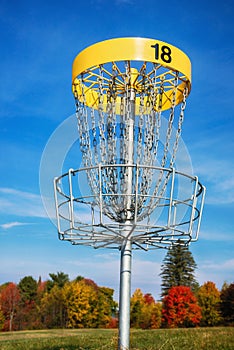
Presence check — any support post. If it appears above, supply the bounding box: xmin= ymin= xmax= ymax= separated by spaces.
xmin=118 ymin=237 xmax=132 ymax=350
xmin=118 ymin=78 xmax=136 ymax=349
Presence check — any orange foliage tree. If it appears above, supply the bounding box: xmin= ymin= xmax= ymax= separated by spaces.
xmin=162 ymin=286 xmax=201 ymax=328
xmin=0 ymin=283 xmax=20 ymax=331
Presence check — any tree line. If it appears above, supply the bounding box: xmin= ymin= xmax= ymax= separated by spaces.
xmin=0 ymin=244 xmax=233 ymax=331
xmin=0 ymin=273 xmax=118 ymax=331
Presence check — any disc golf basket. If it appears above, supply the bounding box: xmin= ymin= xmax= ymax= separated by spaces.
xmin=54 ymin=38 xmax=205 ymax=350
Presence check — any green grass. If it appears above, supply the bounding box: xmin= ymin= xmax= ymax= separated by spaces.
xmin=0 ymin=327 xmax=233 ymax=350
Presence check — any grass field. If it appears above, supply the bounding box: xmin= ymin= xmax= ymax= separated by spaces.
xmin=0 ymin=327 xmax=233 ymax=350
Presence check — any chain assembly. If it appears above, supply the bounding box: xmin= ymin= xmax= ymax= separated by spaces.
xmin=72 ymin=58 xmax=192 ymax=223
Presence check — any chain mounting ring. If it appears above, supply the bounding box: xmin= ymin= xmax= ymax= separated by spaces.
xmin=72 ymin=37 xmax=191 ymax=113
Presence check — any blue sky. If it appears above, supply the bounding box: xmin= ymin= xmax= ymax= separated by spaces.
xmin=0 ymin=0 xmax=233 ymax=300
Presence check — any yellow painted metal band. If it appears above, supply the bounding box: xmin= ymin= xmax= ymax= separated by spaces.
xmin=72 ymin=37 xmax=191 ymax=112
xmin=72 ymin=37 xmax=191 ymax=84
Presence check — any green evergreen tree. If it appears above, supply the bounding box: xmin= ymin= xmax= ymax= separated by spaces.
xmin=18 ymin=276 xmax=38 ymax=302
xmin=160 ymin=241 xmax=199 ymax=297
xmin=17 ymin=276 xmax=39 ymax=330
xmin=47 ymin=272 xmax=69 ymax=291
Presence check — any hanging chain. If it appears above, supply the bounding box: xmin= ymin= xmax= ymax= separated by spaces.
xmin=142 ymin=73 xmax=178 ymax=218
xmin=119 ymin=96 xmax=125 ymax=197
xmin=124 ymin=61 xmax=131 ymax=164
xmin=91 ymin=107 xmax=98 ymax=166
xmin=74 ymin=76 xmax=99 ymax=198
xmin=161 ymin=72 xmax=178 ymax=167
xmin=153 ymin=64 xmax=161 ymax=162
xmin=139 ymin=69 xmax=165 ymax=220
xmin=169 ymin=86 xmax=187 ymax=167
xmin=137 ymin=65 xmax=146 ymax=210
xmin=106 ymin=64 xmax=118 ymax=211
xmin=139 ymin=72 xmax=183 ymax=221
xmin=137 ymin=64 xmax=145 ymax=165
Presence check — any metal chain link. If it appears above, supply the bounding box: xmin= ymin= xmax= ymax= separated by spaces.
xmin=138 ymin=64 xmax=161 ymax=214
xmin=106 ymin=65 xmax=118 ymax=211
xmin=169 ymin=86 xmax=187 ymax=167
xmin=98 ymin=65 xmax=107 ymax=165
xmin=161 ymin=73 xmax=178 ymax=167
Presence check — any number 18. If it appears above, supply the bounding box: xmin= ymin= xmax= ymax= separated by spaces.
xmin=151 ymin=43 xmax=172 ymax=63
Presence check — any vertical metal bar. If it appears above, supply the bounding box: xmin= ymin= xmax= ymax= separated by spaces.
xmin=167 ymin=168 xmax=175 ymax=228
xmin=188 ymin=176 xmax=198 ymax=236
xmin=118 ymin=85 xmax=135 ymax=350
xmin=68 ymin=168 xmax=74 ymax=228
xmin=53 ymin=177 xmax=61 ymax=234
xmin=134 ymin=164 xmax=139 ymax=224
xmin=98 ymin=164 xmax=103 ymax=224
xmin=193 ymin=184 xmax=206 ymax=241
xmin=118 ymin=236 xmax=132 ymax=350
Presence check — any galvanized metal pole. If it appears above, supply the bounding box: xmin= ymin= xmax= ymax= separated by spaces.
xmin=118 ymin=85 xmax=135 ymax=350
xmin=118 ymin=237 xmax=132 ymax=350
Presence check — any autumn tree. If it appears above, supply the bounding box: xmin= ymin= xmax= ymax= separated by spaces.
xmin=130 ymin=289 xmax=144 ymax=328
xmin=130 ymin=289 xmax=162 ymax=329
xmin=220 ymin=282 xmax=234 ymax=325
xmin=141 ymin=293 xmax=162 ymax=329
xmin=97 ymin=286 xmax=118 ymax=328
xmin=63 ymin=279 xmax=99 ymax=328
xmin=197 ymin=281 xmax=221 ymax=326
xmin=0 ymin=283 xmax=20 ymax=331
xmin=37 ymin=278 xmax=47 ymax=303
xmin=40 ymin=284 xmax=67 ymax=328
xmin=162 ymin=286 xmax=202 ymax=328
xmin=160 ymin=242 xmax=198 ymax=296
xmin=36 ymin=272 xmax=68 ymax=328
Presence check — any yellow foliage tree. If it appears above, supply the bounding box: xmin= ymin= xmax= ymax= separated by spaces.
xmin=40 ymin=284 xmax=66 ymax=328
xmin=130 ymin=289 xmax=145 ymax=328
xmin=130 ymin=289 xmax=162 ymax=329
xmin=97 ymin=286 xmax=117 ymax=327
xmin=197 ymin=281 xmax=221 ymax=326
xmin=63 ymin=279 xmax=99 ymax=328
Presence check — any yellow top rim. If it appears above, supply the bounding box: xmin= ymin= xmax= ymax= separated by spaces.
xmin=72 ymin=37 xmax=191 ymax=112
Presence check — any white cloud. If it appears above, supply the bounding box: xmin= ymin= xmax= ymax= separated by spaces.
xmin=0 ymin=187 xmax=47 ymax=218
xmin=192 ymin=158 xmax=234 ymax=205
xmin=199 ymin=229 xmax=234 ymax=242
xmin=188 ymin=129 xmax=234 ymax=206
xmin=196 ymin=258 xmax=234 ymax=289
xmin=201 ymin=258 xmax=234 ymax=271
xmin=0 ymin=221 xmax=31 ymax=230
xmin=131 ymin=258 xmax=162 ymax=297
xmin=199 ymin=258 xmax=234 ymax=272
